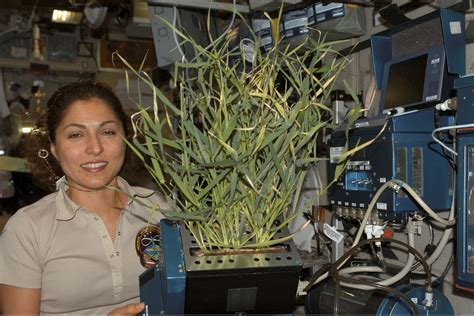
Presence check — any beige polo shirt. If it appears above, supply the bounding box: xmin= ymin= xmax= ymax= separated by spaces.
xmin=0 ymin=176 xmax=170 ymax=314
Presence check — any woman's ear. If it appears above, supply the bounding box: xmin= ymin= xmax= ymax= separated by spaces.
xmin=50 ymin=141 xmax=57 ymax=160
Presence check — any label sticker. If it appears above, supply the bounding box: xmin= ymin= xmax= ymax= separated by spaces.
xmin=330 ymin=147 xmax=344 ymax=163
xmin=240 ymin=39 xmax=255 ymax=63
xmin=425 ymin=95 xmax=438 ymax=102
xmin=431 ymin=57 xmax=440 ymax=65
xmin=251 ymin=19 xmax=270 ymax=33
xmin=355 ymin=121 xmax=370 ymax=128
xmin=323 ymin=223 xmax=344 ymax=243
xmin=376 ymin=202 xmax=387 ymax=210
xmin=347 ymin=160 xmax=370 ymax=166
xmin=450 ymin=21 xmax=461 ymax=35
xmin=314 ymin=2 xmax=343 ymax=14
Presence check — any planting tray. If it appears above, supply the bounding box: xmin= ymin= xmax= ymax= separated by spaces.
xmin=180 ymin=223 xmax=302 ymax=313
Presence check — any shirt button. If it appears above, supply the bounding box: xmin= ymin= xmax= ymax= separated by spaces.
xmin=94 ymin=216 xmax=99 ymax=221
xmin=102 ymin=235 xmax=107 ymax=239
xmin=117 ymin=232 xmax=121 ymax=236
xmin=110 ymin=254 xmax=115 ymax=259
xmin=116 ymin=251 xmax=120 ymax=256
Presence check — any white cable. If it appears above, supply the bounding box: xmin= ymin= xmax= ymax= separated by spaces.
xmin=313 ymin=178 xmax=451 ymax=286
xmin=353 ymin=181 xmax=397 ymax=245
xmin=425 ymin=122 xmax=457 ymax=266
xmin=435 ymin=98 xmax=454 ymax=112
xmin=420 ymin=189 xmax=455 ymax=268
xmin=431 ymin=123 xmax=474 ymax=157
xmin=381 ymin=184 xmax=455 ymax=271
xmin=339 ymin=218 xmax=416 ymax=290
xmin=312 ymin=181 xmax=399 ymax=285
xmin=339 ymin=266 xmax=383 ymax=275
xmin=336 ymin=184 xmax=455 ymax=289
xmin=396 ymin=180 xmax=455 ymax=226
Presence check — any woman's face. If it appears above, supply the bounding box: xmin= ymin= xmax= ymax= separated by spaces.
xmin=50 ymin=98 xmax=126 ymax=191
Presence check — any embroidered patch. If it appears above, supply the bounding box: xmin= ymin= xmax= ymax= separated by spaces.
xmin=135 ymin=225 xmax=161 ymax=268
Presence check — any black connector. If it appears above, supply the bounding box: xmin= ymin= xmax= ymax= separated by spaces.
xmin=424 ymin=244 xmax=437 ymax=256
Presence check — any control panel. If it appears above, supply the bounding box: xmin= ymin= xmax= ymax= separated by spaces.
xmin=328 ymin=109 xmax=453 ymax=221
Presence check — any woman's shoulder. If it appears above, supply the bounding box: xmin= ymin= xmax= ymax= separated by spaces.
xmin=4 ymin=192 xmax=59 ymax=232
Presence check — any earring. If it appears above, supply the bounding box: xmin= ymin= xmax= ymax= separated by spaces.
xmin=37 ymin=148 xmax=49 ymax=159
xmin=38 ymin=148 xmax=60 ymax=183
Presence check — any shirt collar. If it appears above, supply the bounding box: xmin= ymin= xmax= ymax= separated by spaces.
xmin=54 ymin=176 xmax=156 ymax=221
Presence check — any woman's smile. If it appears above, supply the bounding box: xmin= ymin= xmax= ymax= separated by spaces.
xmin=80 ymin=161 xmax=108 ymax=172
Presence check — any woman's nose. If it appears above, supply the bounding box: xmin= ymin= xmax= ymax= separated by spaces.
xmin=86 ymin=135 xmax=103 ymax=155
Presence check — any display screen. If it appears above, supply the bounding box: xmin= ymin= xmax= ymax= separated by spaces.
xmin=468 ymin=145 xmax=474 ymax=273
xmin=384 ymin=54 xmax=428 ymax=109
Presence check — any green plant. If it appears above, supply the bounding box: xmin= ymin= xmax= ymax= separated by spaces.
xmin=118 ymin=13 xmax=359 ymax=252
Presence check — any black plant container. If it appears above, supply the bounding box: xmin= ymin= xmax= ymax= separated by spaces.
xmin=180 ymin=225 xmax=303 ymax=314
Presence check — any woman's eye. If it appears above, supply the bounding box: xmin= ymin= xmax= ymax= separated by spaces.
xmin=68 ymin=133 xmax=82 ymax=139
xmin=102 ymin=130 xmax=117 ymax=136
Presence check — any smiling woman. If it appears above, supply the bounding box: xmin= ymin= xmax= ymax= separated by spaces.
xmin=0 ymin=81 xmax=174 ymax=315
xmin=49 ymin=97 xmax=127 ymax=196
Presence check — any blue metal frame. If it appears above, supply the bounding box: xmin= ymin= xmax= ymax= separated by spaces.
xmin=455 ymin=77 xmax=474 ymax=290
xmin=456 ymin=136 xmax=474 ymax=290
xmin=440 ymin=9 xmax=465 ymax=76
xmin=139 ymin=220 xmax=186 ymax=315
xmin=376 ymin=286 xmax=454 ymax=315
xmin=454 ymin=75 xmax=474 ymax=125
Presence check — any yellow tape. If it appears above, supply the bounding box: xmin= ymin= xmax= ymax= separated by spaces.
xmin=0 ymin=156 xmax=30 ymax=173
